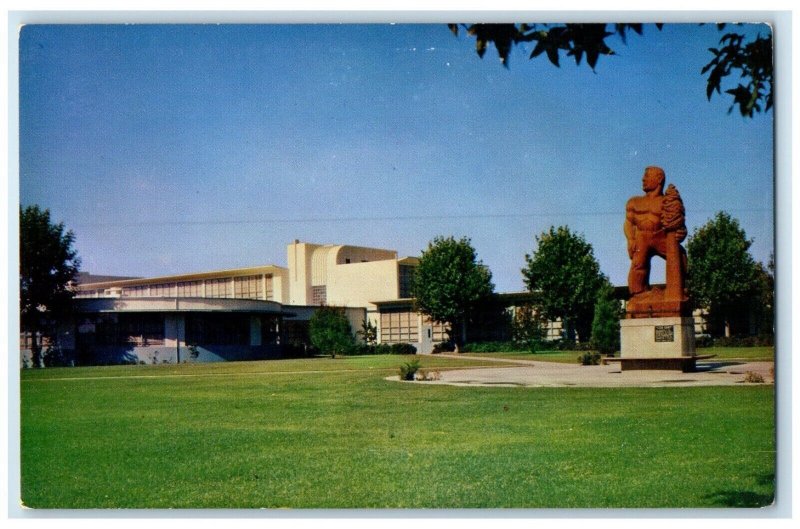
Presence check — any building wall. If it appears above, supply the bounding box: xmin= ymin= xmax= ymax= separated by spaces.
xmin=287 ymin=241 xmax=400 ymax=307
xmin=272 ymin=269 xmax=289 ymax=303
xmin=287 ymin=241 xmax=318 ymax=305
xmin=327 ymin=260 xmax=399 ymax=308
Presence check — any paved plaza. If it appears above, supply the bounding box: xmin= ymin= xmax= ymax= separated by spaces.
xmin=399 ymin=355 xmax=774 ymax=388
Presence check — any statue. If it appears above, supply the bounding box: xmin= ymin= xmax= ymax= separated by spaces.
xmin=624 ymin=166 xmax=689 ymax=317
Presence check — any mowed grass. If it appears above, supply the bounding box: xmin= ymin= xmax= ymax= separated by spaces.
xmin=464 ymin=346 xmax=775 ymax=364
xmin=20 ymin=355 xmax=775 ymax=509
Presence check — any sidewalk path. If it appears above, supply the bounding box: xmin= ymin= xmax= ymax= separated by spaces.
xmin=410 ymin=354 xmax=774 ymax=388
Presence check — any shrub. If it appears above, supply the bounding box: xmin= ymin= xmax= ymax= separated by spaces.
xmin=389 ymin=343 xmax=417 ymax=355
xmin=577 ymin=352 xmax=601 ymax=365
xmin=399 ymin=359 xmax=421 ymax=381
xmin=743 ymin=371 xmax=765 ymax=383
xmin=696 ymin=334 xmax=775 ymax=348
xmin=590 ymin=285 xmax=622 ymax=355
xmin=511 ymin=304 xmax=546 ymax=351
xmin=356 ymin=318 xmax=378 ymax=345
xmin=343 ymin=342 xmax=416 ymax=356
xmin=43 ymin=346 xmax=74 ymax=367
xmin=432 ymin=341 xmax=455 ymax=354
xmin=461 ymin=341 xmax=525 ymax=353
xmin=694 ymin=334 xmax=714 ymax=348
xmin=309 ymin=306 xmax=355 ymax=357
xmin=347 ymin=343 xmax=374 ymax=356
xmin=373 ymin=343 xmax=392 ymax=355
xmin=547 ymin=339 xmax=594 ymax=351
xmin=416 ymin=369 xmax=441 ymax=381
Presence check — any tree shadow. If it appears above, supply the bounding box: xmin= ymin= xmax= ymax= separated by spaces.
xmin=704 ymin=473 xmax=775 ymax=507
xmin=704 ymin=490 xmax=774 ymax=508
xmin=694 ymin=361 xmax=745 ymax=372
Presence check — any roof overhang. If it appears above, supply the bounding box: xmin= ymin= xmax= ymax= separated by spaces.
xmin=76 ymin=265 xmax=287 ymax=291
xmin=75 ymin=297 xmax=290 ymax=315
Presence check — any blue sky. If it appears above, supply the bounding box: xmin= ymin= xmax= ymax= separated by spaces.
xmin=19 ymin=23 xmax=774 ymax=292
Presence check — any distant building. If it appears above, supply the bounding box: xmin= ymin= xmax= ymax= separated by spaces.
xmin=20 ymin=240 xmax=710 ymax=367
xmin=21 ymin=241 xmax=422 ymax=366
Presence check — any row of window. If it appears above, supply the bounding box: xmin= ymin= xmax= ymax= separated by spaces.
xmin=379 ymin=311 xmax=448 ymax=344
xmin=73 ymin=313 xmax=282 ymax=347
xmin=381 ymin=311 xmax=419 ymax=344
xmin=110 ymin=275 xmax=274 ymax=300
xmin=78 ymin=314 xmax=166 ymax=347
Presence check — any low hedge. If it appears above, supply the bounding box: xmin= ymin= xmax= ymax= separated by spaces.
xmin=461 ymin=340 xmax=596 ymax=353
xmin=695 ymin=334 xmax=774 ymax=348
xmin=347 ymin=343 xmax=417 ymax=356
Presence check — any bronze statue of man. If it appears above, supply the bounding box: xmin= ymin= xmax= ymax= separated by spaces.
xmin=624 ymin=166 xmax=688 ymax=304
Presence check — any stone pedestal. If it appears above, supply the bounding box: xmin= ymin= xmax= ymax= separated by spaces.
xmin=620 ymin=316 xmax=696 ymax=358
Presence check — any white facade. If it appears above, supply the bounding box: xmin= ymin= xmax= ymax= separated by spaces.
xmin=286 ymin=240 xmax=416 ymax=307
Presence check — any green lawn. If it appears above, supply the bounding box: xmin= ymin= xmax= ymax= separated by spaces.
xmin=20 ymin=355 xmax=775 ymax=509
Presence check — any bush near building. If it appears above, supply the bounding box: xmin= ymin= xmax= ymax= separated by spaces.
xmin=308 ymin=306 xmax=355 ymax=358
xmin=590 ymin=284 xmax=623 ymax=355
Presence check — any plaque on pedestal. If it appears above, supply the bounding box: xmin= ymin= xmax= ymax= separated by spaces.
xmin=620 ymin=316 xmax=696 ymax=358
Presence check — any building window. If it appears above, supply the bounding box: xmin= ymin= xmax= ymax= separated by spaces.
xmin=380 ymin=310 xmax=419 ymax=344
xmin=205 ymin=278 xmax=231 ymax=298
xmin=150 ymin=283 xmax=176 ymax=297
xmin=91 ymin=313 xmax=165 ymax=346
xmin=122 ymin=285 xmax=150 ymax=298
xmin=260 ymin=315 xmax=281 ymax=345
xmin=177 ymin=281 xmax=201 ymax=297
xmin=186 ymin=314 xmax=249 ymax=345
xmin=311 ymin=285 xmax=327 ymax=305
xmin=265 ymin=275 xmax=273 ymax=300
xmin=398 ymin=265 xmax=416 ymax=299
xmin=423 ymin=316 xmax=449 ymax=343
xmin=234 ymin=275 xmax=261 ymax=299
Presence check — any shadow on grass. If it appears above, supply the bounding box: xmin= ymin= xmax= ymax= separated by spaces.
xmin=704 ymin=490 xmax=774 ymax=507
xmin=704 ymin=473 xmax=775 ymax=507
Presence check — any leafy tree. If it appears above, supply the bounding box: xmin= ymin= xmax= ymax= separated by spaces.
xmin=522 ymin=226 xmax=607 ymax=343
xmin=413 ymin=236 xmax=495 ymax=352
xmin=356 ymin=318 xmax=378 ymax=345
xmin=20 ymin=205 xmax=81 ymax=368
xmin=448 ymin=23 xmax=772 ymax=118
xmin=511 ymin=303 xmax=546 ymax=353
xmin=702 ymin=30 xmax=773 ymax=117
xmin=687 ymin=212 xmax=762 ymax=337
xmin=590 ymin=284 xmax=623 ymax=355
xmin=308 ymin=306 xmax=354 ymax=358
xmin=752 ymin=256 xmax=775 ymax=336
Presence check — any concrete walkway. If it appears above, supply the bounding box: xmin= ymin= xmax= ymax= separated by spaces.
xmin=406 ymin=354 xmax=774 ymax=388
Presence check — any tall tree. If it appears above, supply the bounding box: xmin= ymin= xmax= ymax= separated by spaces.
xmin=20 ymin=205 xmax=81 ymax=367
xmin=413 ymin=236 xmax=495 ymax=352
xmin=522 ymin=226 xmax=607 ymax=343
xmin=591 ymin=283 xmax=623 ymax=355
xmin=448 ymin=23 xmax=773 ymax=118
xmin=687 ymin=211 xmax=761 ymax=337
